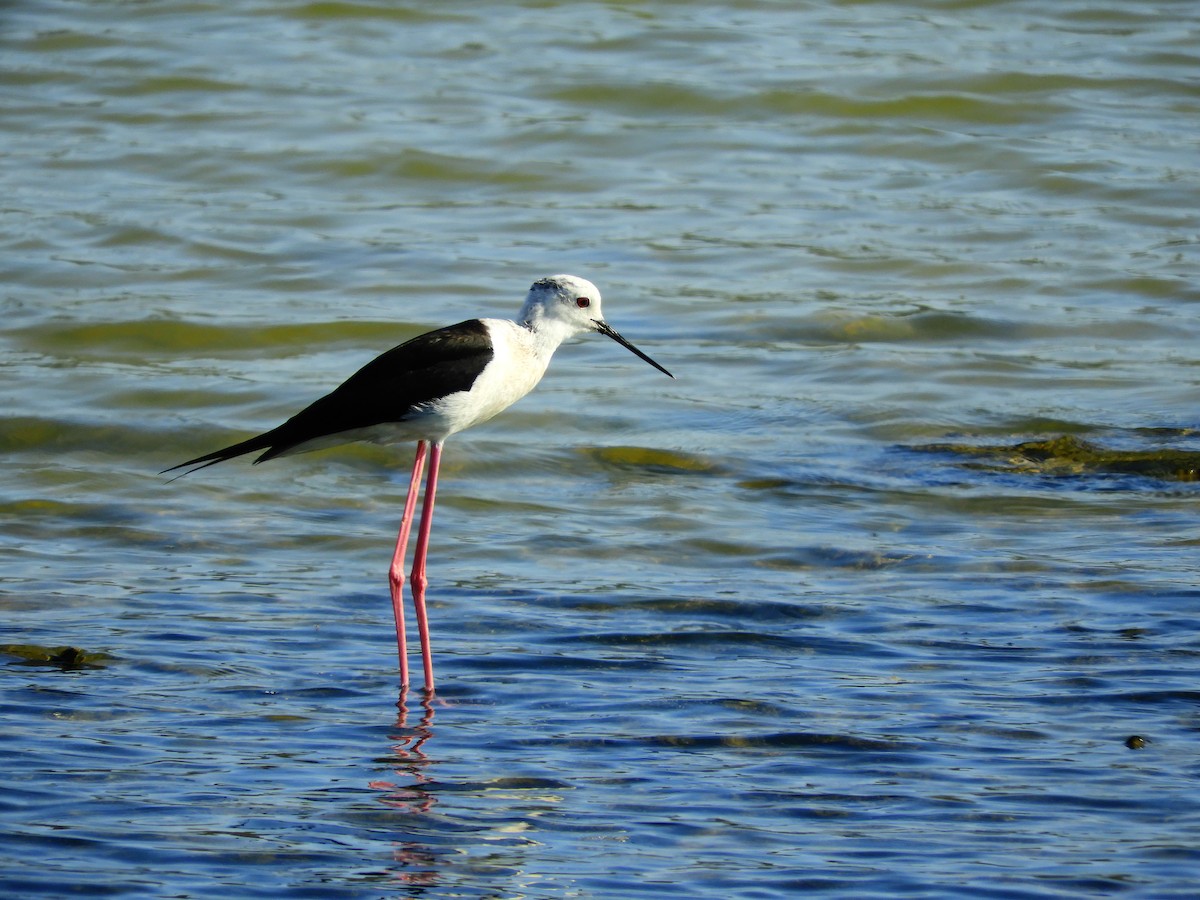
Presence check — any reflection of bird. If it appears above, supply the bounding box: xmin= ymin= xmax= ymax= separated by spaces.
xmin=166 ymin=275 xmax=673 ymax=691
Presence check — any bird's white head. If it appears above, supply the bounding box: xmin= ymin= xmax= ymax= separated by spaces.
xmin=519 ymin=274 xmax=605 ymax=335
xmin=518 ymin=274 xmax=673 ymax=378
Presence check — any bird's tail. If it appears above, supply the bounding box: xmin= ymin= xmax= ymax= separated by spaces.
xmin=161 ymin=431 xmax=277 ymax=480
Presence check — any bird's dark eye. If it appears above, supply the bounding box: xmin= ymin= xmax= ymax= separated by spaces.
xmin=576 ymin=297 xmax=591 ymax=308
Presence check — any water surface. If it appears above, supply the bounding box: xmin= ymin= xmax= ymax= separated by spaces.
xmin=4 ymin=1 xmax=1200 ymax=897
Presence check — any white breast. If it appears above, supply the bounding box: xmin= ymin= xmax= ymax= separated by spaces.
xmin=424 ymin=319 xmax=553 ymax=440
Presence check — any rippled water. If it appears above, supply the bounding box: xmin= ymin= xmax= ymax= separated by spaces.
xmin=4 ymin=1 xmax=1200 ymax=897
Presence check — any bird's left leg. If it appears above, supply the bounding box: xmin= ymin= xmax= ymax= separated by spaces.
xmin=410 ymin=440 xmax=443 ymax=693
xmin=389 ymin=440 xmax=427 ymax=687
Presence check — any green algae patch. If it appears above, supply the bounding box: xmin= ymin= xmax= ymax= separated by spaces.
xmin=920 ymin=434 xmax=1200 ymax=482
xmin=2 ymin=644 xmax=111 ymax=670
xmin=585 ymin=446 xmax=720 ymax=476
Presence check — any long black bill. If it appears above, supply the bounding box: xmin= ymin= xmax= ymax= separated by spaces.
xmin=594 ymin=320 xmax=674 ymax=378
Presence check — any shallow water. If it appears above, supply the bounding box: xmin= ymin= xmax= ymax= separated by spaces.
xmin=4 ymin=1 xmax=1200 ymax=897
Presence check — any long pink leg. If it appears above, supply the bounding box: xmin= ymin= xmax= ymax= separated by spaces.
xmin=389 ymin=440 xmax=428 ymax=686
xmin=410 ymin=441 xmax=443 ymax=693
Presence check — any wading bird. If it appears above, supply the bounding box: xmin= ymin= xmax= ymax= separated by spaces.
xmin=166 ymin=275 xmax=673 ymax=691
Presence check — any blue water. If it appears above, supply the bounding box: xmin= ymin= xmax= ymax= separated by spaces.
xmin=4 ymin=0 xmax=1200 ymax=896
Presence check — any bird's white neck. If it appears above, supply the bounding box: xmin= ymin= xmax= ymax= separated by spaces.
xmin=520 ymin=305 xmax=584 ymax=357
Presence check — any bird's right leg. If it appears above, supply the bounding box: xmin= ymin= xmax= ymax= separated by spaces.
xmin=409 ymin=441 xmax=443 ymax=694
xmin=390 ymin=440 xmax=428 ymax=687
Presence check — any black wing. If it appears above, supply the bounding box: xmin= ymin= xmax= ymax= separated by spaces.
xmin=164 ymin=319 xmax=494 ymax=476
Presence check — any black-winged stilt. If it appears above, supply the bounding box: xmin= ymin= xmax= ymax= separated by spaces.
xmin=165 ymin=274 xmax=673 ymax=691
